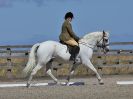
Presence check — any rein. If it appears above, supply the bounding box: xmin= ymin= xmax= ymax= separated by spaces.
xmin=79 ymin=36 xmax=104 ymax=49
xmin=79 ymin=32 xmax=109 ymax=50
xmin=79 ymin=41 xmax=94 ymax=49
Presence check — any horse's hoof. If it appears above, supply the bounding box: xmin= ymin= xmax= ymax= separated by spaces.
xmin=98 ymin=79 xmax=104 ymax=85
xmin=57 ymin=82 xmax=61 ymax=85
xmin=54 ymin=81 xmax=61 ymax=85
xmin=99 ymin=82 xmax=104 ymax=85
xmin=66 ymin=83 xmax=70 ymax=86
xmin=26 ymin=83 xmax=31 ymax=88
xmin=65 ymin=81 xmax=71 ymax=86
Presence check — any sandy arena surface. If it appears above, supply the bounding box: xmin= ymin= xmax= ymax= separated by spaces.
xmin=0 ymin=75 xmax=133 ymax=99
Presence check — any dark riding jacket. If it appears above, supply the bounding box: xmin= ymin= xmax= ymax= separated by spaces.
xmin=59 ymin=20 xmax=79 ymax=42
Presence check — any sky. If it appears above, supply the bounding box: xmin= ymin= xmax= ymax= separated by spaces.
xmin=0 ymin=0 xmax=133 ymax=49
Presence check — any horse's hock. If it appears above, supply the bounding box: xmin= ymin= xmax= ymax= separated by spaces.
xmin=0 ymin=43 xmax=133 ymax=79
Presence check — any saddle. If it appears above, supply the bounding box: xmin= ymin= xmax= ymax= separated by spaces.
xmin=59 ymin=40 xmax=73 ymax=55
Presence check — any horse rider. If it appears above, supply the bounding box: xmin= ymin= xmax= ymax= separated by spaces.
xmin=59 ymin=12 xmax=80 ymax=62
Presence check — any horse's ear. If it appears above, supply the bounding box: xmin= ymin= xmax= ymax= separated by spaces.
xmin=103 ymin=30 xmax=106 ymax=36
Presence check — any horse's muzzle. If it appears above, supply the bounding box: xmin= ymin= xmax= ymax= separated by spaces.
xmin=104 ymin=48 xmax=109 ymax=54
xmin=106 ymin=48 xmax=109 ymax=52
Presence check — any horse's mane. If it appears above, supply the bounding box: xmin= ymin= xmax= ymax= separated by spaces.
xmin=82 ymin=32 xmax=103 ymax=41
xmin=82 ymin=31 xmax=109 ymax=41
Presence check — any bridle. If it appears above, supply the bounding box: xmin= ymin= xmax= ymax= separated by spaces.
xmin=79 ymin=31 xmax=109 ymax=51
xmin=97 ymin=31 xmax=109 ymax=48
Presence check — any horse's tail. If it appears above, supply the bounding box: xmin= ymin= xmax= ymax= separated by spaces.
xmin=23 ymin=43 xmax=40 ymax=76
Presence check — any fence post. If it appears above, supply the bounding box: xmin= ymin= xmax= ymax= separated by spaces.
xmin=96 ymin=50 xmax=103 ymax=76
xmin=6 ymin=48 xmax=13 ymax=79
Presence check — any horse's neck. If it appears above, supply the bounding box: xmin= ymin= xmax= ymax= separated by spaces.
xmin=80 ymin=37 xmax=98 ymax=49
xmin=80 ymin=32 xmax=102 ymax=48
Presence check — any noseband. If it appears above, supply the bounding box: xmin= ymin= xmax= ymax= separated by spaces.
xmin=96 ymin=31 xmax=109 ymax=49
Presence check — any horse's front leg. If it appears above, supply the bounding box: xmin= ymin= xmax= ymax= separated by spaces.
xmin=82 ymin=59 xmax=104 ymax=85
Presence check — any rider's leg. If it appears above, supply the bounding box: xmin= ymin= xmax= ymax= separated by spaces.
xmin=70 ymin=45 xmax=80 ymax=61
xmin=64 ymin=38 xmax=78 ymax=46
xmin=64 ymin=39 xmax=80 ymax=61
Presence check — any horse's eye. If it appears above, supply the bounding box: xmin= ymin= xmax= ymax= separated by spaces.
xmin=105 ymin=39 xmax=108 ymax=42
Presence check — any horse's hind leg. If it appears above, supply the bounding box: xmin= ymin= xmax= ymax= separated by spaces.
xmin=83 ymin=59 xmax=104 ymax=85
xmin=66 ymin=64 xmax=77 ymax=85
xmin=46 ymin=60 xmax=59 ymax=84
xmin=27 ymin=64 xmax=42 ymax=88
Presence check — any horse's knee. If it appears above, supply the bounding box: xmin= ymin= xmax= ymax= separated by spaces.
xmin=46 ymin=69 xmax=51 ymax=74
xmin=31 ymin=70 xmax=37 ymax=75
xmin=31 ymin=65 xmax=42 ymax=75
xmin=70 ymin=70 xmax=74 ymax=75
xmin=93 ymin=68 xmax=97 ymax=73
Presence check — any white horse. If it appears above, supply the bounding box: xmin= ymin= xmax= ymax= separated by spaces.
xmin=23 ymin=31 xmax=109 ymax=87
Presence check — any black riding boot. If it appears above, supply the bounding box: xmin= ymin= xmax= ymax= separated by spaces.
xmin=69 ymin=45 xmax=80 ymax=62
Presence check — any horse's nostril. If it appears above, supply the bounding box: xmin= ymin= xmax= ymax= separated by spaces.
xmin=106 ymin=49 xmax=109 ymax=52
